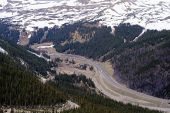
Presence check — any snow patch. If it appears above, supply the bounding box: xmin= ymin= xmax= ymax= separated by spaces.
xmin=37 ymin=45 xmax=54 ymax=49
xmin=0 ymin=46 xmax=8 ymax=54
xmin=28 ymin=50 xmax=50 ymax=61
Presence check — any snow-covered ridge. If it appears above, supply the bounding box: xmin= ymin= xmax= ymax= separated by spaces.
xmin=0 ymin=0 xmax=170 ymax=31
xmin=0 ymin=46 xmax=8 ymax=54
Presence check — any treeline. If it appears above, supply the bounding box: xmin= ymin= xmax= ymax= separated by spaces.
xmin=29 ymin=21 xmax=100 ymax=45
xmin=53 ymin=23 xmax=143 ymax=59
xmin=29 ymin=22 xmax=143 ymax=59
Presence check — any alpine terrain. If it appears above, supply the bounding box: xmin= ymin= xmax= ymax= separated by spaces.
xmin=0 ymin=0 xmax=170 ymax=113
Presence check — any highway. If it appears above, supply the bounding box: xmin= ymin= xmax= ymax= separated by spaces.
xmin=49 ymin=52 xmax=170 ymax=113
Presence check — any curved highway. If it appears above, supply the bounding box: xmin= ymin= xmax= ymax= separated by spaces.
xmin=49 ymin=52 xmax=170 ymax=113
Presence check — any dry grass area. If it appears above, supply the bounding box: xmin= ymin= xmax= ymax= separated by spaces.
xmin=31 ymin=42 xmax=95 ymax=78
xmin=56 ymin=63 xmax=95 ymax=78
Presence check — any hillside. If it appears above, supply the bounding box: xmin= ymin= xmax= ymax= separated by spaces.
xmin=0 ymin=37 xmax=67 ymax=106
xmin=29 ymin=22 xmax=143 ymax=58
xmin=51 ymin=74 xmax=161 ymax=113
xmin=54 ymin=24 xmax=170 ymax=99
xmin=0 ymin=50 xmax=66 ymax=106
xmin=110 ymin=30 xmax=170 ymax=99
xmin=27 ymin=22 xmax=170 ymax=99
xmin=0 ymin=37 xmax=162 ymax=113
xmin=1 ymin=0 xmax=170 ymax=112
xmin=0 ymin=37 xmax=53 ymax=76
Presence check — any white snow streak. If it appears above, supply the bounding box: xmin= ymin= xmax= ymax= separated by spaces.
xmin=0 ymin=46 xmax=8 ymax=54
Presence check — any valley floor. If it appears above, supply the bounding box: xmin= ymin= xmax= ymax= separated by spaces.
xmin=30 ymin=42 xmax=170 ymax=113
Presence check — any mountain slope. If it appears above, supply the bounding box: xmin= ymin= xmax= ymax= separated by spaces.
xmin=110 ymin=30 xmax=170 ymax=99
xmin=0 ymin=0 xmax=170 ymax=31
xmin=0 ymin=37 xmax=53 ymax=76
xmin=0 ymin=38 xmax=161 ymax=113
xmin=0 ymin=50 xmax=66 ymax=106
xmin=32 ymin=22 xmax=170 ymax=99
xmin=0 ymin=36 xmax=163 ymax=113
xmin=29 ymin=22 xmax=143 ymax=59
